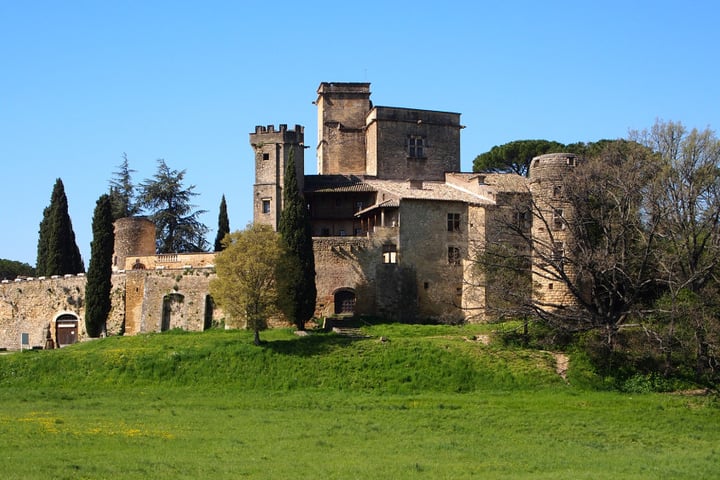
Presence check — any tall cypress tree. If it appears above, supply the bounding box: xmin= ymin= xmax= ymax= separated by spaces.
xmin=277 ymin=149 xmax=316 ymax=330
xmin=36 ymin=178 xmax=84 ymax=276
xmin=85 ymin=194 xmax=115 ymax=337
xmin=214 ymin=194 xmax=230 ymax=251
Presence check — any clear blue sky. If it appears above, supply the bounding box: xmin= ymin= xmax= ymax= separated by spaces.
xmin=1 ymin=0 xmax=718 ymax=267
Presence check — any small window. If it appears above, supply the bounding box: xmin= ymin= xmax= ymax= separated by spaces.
xmin=552 ymin=209 xmax=564 ymax=230
xmin=382 ymin=244 xmax=397 ymax=264
xmin=424 ymin=281 xmax=429 ymax=290
xmin=553 ymin=185 xmax=562 ymax=198
xmin=339 ymin=229 xmax=346 ymax=236
xmin=262 ymin=199 xmax=271 ymax=214
xmin=567 ymin=156 xmax=576 ymax=166
xmin=407 ymin=135 xmax=425 ymax=158
xmin=447 ymin=213 xmax=461 ymax=232
xmin=514 ymin=209 xmax=529 ymax=227
xmin=448 ymin=246 xmax=461 ymax=265
xmin=262 ymin=153 xmax=270 ymax=161
xmin=355 ymin=201 xmax=364 ymax=212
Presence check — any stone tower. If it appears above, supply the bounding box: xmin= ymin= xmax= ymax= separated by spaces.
xmin=112 ymin=217 xmax=156 ymax=271
xmin=316 ymin=82 xmax=371 ymax=175
xmin=528 ymin=153 xmax=579 ymax=309
xmin=250 ymin=124 xmax=305 ymax=230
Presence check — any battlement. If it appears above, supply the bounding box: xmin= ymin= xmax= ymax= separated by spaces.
xmin=252 ymin=124 xmax=304 ymax=135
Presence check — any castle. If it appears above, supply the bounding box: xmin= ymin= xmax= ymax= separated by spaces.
xmin=0 ymin=82 xmax=575 ymax=349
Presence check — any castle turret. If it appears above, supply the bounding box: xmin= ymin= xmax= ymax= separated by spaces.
xmin=528 ymin=153 xmax=580 ymax=309
xmin=113 ymin=217 xmax=156 ymax=271
xmin=250 ymin=124 xmax=305 ymax=230
xmin=316 ymin=82 xmax=371 ymax=175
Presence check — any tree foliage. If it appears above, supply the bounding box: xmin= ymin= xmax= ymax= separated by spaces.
xmin=473 ymin=140 xmax=565 ymax=176
xmin=85 ymin=194 xmax=115 ymax=337
xmin=277 ymin=149 xmax=317 ymax=330
xmin=0 ymin=259 xmax=35 ymax=280
xmin=632 ymin=120 xmax=720 ymax=380
xmin=214 ymin=194 xmax=230 ymax=252
xmin=36 ymin=178 xmax=84 ymax=276
xmin=473 ymin=139 xmax=616 ymax=176
xmin=108 ymin=153 xmax=141 ymax=220
xmin=138 ymin=159 xmax=208 ymax=253
xmin=209 ymin=224 xmax=283 ymax=345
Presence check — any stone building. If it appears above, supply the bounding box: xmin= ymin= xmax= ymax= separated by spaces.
xmin=0 ymin=81 xmax=578 ymax=350
xmin=252 ymin=82 xmax=535 ymax=323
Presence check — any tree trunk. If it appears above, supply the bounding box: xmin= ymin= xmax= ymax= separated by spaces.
xmin=253 ymin=329 xmax=261 ymax=346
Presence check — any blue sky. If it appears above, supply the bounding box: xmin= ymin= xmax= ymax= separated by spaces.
xmin=1 ymin=0 xmax=718 ymax=267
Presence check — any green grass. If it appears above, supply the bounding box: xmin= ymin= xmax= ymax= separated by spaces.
xmin=1 ymin=324 xmax=718 ymax=479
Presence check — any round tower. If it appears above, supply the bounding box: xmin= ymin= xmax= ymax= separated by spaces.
xmin=112 ymin=217 xmax=156 ymax=271
xmin=528 ymin=153 xmax=580 ymax=309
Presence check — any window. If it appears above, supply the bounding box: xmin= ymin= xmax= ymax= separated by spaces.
xmin=355 ymin=201 xmax=364 ymax=212
xmin=262 ymin=199 xmax=271 ymax=214
xmin=382 ymin=244 xmax=397 ymax=264
xmin=320 ymin=227 xmax=330 ymax=237
xmin=407 ymin=135 xmax=425 ymax=158
xmin=448 ymin=246 xmax=461 ymax=265
xmin=262 ymin=153 xmax=270 ymax=161
xmin=552 ymin=209 xmax=564 ymax=230
xmin=567 ymin=156 xmax=576 ymax=166
xmin=447 ymin=213 xmax=461 ymax=232
xmin=514 ymin=209 xmax=529 ymax=227
xmin=553 ymin=185 xmax=562 ymax=198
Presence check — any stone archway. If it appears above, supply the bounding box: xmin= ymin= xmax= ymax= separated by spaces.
xmin=161 ymin=293 xmax=184 ymax=332
xmin=55 ymin=313 xmax=79 ymax=347
xmin=333 ymin=289 xmax=356 ymax=315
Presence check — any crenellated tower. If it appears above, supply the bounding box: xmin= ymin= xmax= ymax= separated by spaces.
xmin=250 ymin=124 xmax=305 ymax=230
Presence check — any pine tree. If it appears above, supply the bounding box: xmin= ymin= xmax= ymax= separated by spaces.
xmin=277 ymin=149 xmax=316 ymax=330
xmin=85 ymin=194 xmax=115 ymax=337
xmin=36 ymin=178 xmax=84 ymax=276
xmin=109 ymin=153 xmax=140 ymax=220
xmin=139 ymin=159 xmax=209 ymax=253
xmin=214 ymin=194 xmax=230 ymax=251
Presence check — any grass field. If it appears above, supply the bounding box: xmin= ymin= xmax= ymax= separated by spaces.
xmin=1 ymin=324 xmax=718 ymax=479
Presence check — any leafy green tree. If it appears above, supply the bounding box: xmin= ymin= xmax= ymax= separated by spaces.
xmin=138 ymin=159 xmax=208 ymax=253
xmin=0 ymin=259 xmax=35 ymax=280
xmin=209 ymin=224 xmax=283 ymax=345
xmin=85 ymin=194 xmax=115 ymax=337
xmin=473 ymin=140 xmax=565 ymax=176
xmin=214 ymin=194 xmax=230 ymax=252
xmin=277 ymin=149 xmax=317 ymax=330
xmin=108 ymin=153 xmax=141 ymax=220
xmin=36 ymin=178 xmax=85 ymax=276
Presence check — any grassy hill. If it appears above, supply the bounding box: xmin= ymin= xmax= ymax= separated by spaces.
xmin=0 ymin=323 xmax=568 ymax=392
xmin=1 ymin=323 xmax=718 ymax=479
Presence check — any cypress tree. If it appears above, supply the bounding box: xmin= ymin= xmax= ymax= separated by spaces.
xmin=277 ymin=148 xmax=316 ymax=330
xmin=85 ymin=194 xmax=115 ymax=337
xmin=36 ymin=178 xmax=84 ymax=276
xmin=214 ymin=194 xmax=230 ymax=251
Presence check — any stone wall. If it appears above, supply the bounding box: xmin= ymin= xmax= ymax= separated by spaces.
xmin=399 ymin=199 xmax=468 ymax=323
xmin=0 ymin=274 xmax=128 ymax=350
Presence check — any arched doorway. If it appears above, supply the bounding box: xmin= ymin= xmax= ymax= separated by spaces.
xmin=55 ymin=313 xmax=79 ymax=347
xmin=334 ymin=289 xmax=356 ymax=315
xmin=161 ymin=293 xmax=184 ymax=331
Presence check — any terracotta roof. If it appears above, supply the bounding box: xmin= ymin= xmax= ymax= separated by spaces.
xmin=362 ymin=178 xmax=492 ymax=205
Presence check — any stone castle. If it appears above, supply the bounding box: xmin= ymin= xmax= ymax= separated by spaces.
xmin=0 ymin=82 xmax=576 ymax=349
